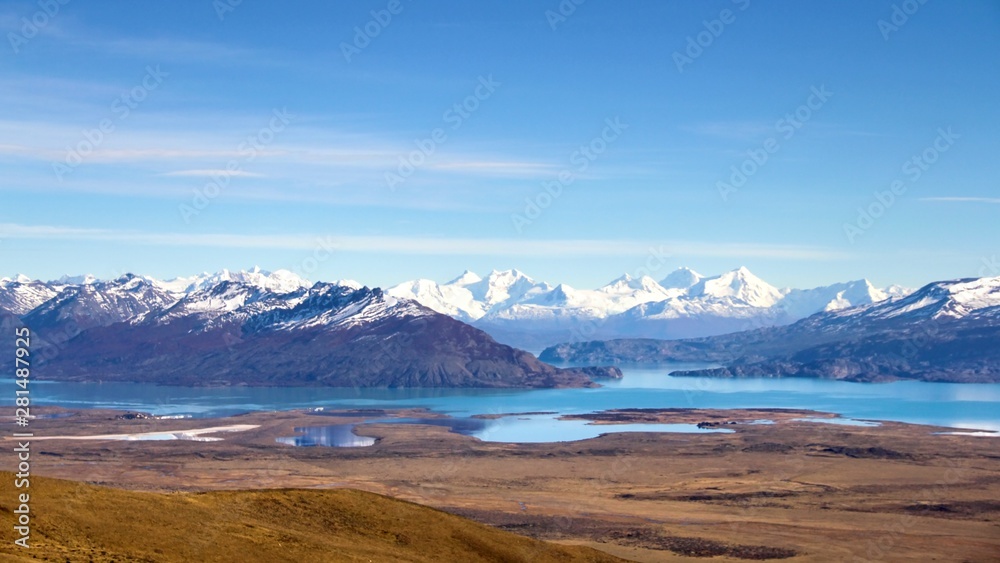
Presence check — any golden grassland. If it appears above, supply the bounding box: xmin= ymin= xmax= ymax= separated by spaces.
xmin=0 ymin=472 xmax=623 ymax=562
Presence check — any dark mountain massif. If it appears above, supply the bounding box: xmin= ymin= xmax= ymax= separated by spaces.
xmin=2 ymin=274 xmax=619 ymax=388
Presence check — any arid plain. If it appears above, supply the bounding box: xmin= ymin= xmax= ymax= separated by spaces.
xmin=2 ymin=406 xmax=999 ymax=562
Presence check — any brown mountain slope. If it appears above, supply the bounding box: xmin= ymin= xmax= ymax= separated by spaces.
xmin=0 ymin=473 xmax=625 ymax=562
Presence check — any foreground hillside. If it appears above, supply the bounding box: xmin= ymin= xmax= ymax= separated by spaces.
xmin=0 ymin=473 xmax=623 ymax=563
xmin=542 ymin=276 xmax=1000 ymax=383
xmin=9 ymin=407 xmax=1000 ymax=562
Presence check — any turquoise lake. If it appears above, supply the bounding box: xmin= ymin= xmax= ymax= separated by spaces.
xmin=15 ymin=363 xmax=1000 ymax=443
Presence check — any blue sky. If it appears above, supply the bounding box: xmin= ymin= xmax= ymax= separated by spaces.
xmin=1 ymin=0 xmax=998 ymax=290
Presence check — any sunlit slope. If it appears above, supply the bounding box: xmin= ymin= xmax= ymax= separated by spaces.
xmin=0 ymin=473 xmax=624 ymax=562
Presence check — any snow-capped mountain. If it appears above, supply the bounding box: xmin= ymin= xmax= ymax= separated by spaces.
xmin=387 ymin=277 xmax=487 ymax=322
xmin=53 ymin=274 xmax=99 ymax=286
xmin=147 ymin=266 xmax=313 ymax=294
xmin=24 ymin=274 xmax=179 ymax=333
xmin=688 ymin=266 xmax=785 ymax=308
xmin=823 ymin=275 xmax=1000 ymax=324
xmin=0 ymin=276 xmax=61 ymax=315
xmin=542 ymin=275 xmax=1000 ymax=384
xmin=154 ymin=280 xmax=307 ymax=329
xmin=777 ymin=279 xmax=890 ymax=319
xmin=25 ymin=276 xmax=613 ymax=388
xmin=3 ymin=266 xmax=913 ymax=350
xmin=660 ymin=267 xmax=704 ymax=290
xmin=388 ymin=267 xmax=909 ymax=348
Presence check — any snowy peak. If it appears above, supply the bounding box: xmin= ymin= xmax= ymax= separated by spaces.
xmin=690 ymin=267 xmax=784 ymax=308
xmin=860 ymin=276 xmax=1000 ymax=321
xmin=161 ymin=280 xmax=281 ymax=322
xmin=0 ymin=277 xmax=60 ymax=315
xmin=1 ymin=274 xmax=35 ymax=285
xmin=23 ymin=274 xmax=179 ymax=332
xmin=660 ymin=267 xmax=704 ymax=290
xmin=599 ymin=273 xmax=664 ymax=294
xmin=389 ymin=267 xmax=915 ymax=345
xmin=196 ymin=267 xmax=310 ymax=293
xmin=333 ymin=279 xmax=364 ymax=290
xmin=53 ymin=274 xmax=98 ymax=286
xmin=262 ymin=284 xmax=430 ymax=333
xmin=778 ymin=279 xmax=892 ymax=318
xmin=465 ymin=269 xmax=551 ymax=308
xmin=151 ymin=267 xmax=311 ymax=294
xmin=446 ymin=270 xmax=483 ymax=286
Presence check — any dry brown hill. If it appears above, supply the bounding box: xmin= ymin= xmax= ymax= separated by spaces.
xmin=0 ymin=473 xmax=625 ymax=562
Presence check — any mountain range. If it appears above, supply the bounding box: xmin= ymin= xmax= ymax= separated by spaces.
xmin=3 ymin=266 xmax=912 ymax=352
xmin=540 ymin=276 xmax=1000 ymax=383
xmin=3 ymin=268 xmax=995 ymax=384
xmin=386 ymin=267 xmax=911 ymax=349
xmin=0 ymin=270 xmax=619 ymax=388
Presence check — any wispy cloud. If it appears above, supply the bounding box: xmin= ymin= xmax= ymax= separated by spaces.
xmin=162 ymin=170 xmax=265 ymax=178
xmin=427 ymin=161 xmax=558 ymax=176
xmin=75 ymin=36 xmax=263 ymax=63
xmin=920 ymin=197 xmax=1000 ymax=204
xmin=0 ymin=223 xmax=851 ymax=260
xmin=682 ymin=121 xmax=775 ymax=140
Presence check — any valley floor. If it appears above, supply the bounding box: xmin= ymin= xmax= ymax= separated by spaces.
xmin=2 ymin=406 xmax=999 ymax=562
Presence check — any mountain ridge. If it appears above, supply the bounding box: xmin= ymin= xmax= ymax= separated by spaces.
xmin=3 ymin=266 xmax=913 ymax=350
xmin=10 ymin=275 xmax=618 ymax=388
xmin=386 ymin=267 xmax=911 ymax=348
xmin=540 ymin=275 xmax=1000 ymax=383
